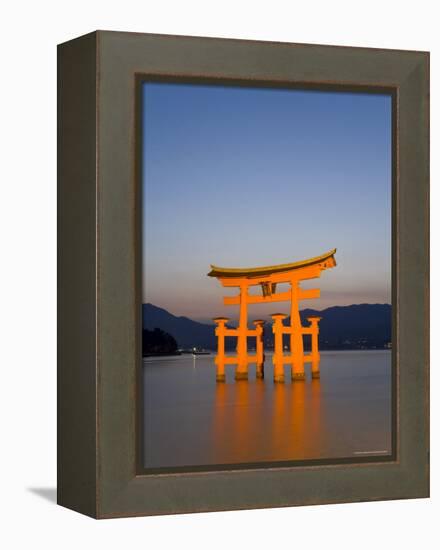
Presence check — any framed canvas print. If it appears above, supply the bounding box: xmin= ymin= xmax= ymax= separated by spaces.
xmin=58 ymin=31 xmax=429 ymax=518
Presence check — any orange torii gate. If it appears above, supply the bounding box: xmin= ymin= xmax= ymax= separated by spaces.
xmin=208 ymin=249 xmax=337 ymax=383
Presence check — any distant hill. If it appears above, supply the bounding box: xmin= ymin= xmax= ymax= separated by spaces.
xmin=143 ymin=303 xmax=391 ymax=351
xmin=143 ymin=303 xmax=217 ymax=349
xmin=299 ymin=304 xmax=391 ymax=349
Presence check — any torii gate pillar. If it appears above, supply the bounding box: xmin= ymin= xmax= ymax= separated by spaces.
xmin=254 ymin=320 xmax=265 ymax=379
xmin=308 ymin=316 xmax=322 ymax=379
xmin=235 ymin=283 xmax=249 ymax=380
xmin=272 ymin=313 xmax=287 ymax=383
xmin=290 ymin=280 xmax=305 ymax=381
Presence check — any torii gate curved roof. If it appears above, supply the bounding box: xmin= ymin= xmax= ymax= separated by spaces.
xmin=207 ymin=248 xmax=337 ymax=278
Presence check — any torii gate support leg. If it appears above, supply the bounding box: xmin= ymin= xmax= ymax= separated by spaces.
xmin=254 ymin=320 xmax=265 ymax=379
xmin=235 ymin=283 xmax=249 ymax=380
xmin=290 ymin=280 xmax=305 ymax=381
xmin=272 ymin=313 xmax=287 ymax=383
xmin=308 ymin=316 xmax=322 ymax=379
xmin=213 ymin=318 xmax=228 ymax=382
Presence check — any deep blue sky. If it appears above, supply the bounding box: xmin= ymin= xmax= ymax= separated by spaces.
xmin=142 ymin=82 xmax=391 ymax=322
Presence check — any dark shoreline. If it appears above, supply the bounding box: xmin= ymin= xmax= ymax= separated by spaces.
xmin=143 ymin=352 xmax=182 ymax=358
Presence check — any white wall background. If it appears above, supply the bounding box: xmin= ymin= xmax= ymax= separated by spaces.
xmin=0 ymin=1 xmax=437 ymax=548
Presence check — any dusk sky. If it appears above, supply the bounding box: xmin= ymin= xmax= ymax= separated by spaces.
xmin=142 ymin=82 xmax=391 ymax=322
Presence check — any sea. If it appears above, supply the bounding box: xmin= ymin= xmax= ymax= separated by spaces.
xmin=142 ymin=350 xmax=392 ymax=469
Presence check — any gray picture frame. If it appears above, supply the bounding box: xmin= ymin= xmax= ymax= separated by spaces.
xmin=58 ymin=31 xmax=429 ymax=518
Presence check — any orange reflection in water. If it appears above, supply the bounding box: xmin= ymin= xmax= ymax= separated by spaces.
xmin=211 ymin=372 xmax=327 ymax=465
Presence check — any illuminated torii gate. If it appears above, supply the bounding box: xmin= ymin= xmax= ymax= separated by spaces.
xmin=208 ymin=249 xmax=336 ymax=383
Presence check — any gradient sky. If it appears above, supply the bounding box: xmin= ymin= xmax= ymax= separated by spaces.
xmin=142 ymin=82 xmax=391 ymax=322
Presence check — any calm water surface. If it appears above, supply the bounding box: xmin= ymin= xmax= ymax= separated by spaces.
xmin=143 ymin=351 xmax=392 ymax=469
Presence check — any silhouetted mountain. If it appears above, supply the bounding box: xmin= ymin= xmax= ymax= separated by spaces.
xmin=299 ymin=303 xmax=391 ymax=349
xmin=143 ymin=303 xmax=217 ymax=349
xmin=142 ymin=303 xmax=392 ymax=351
